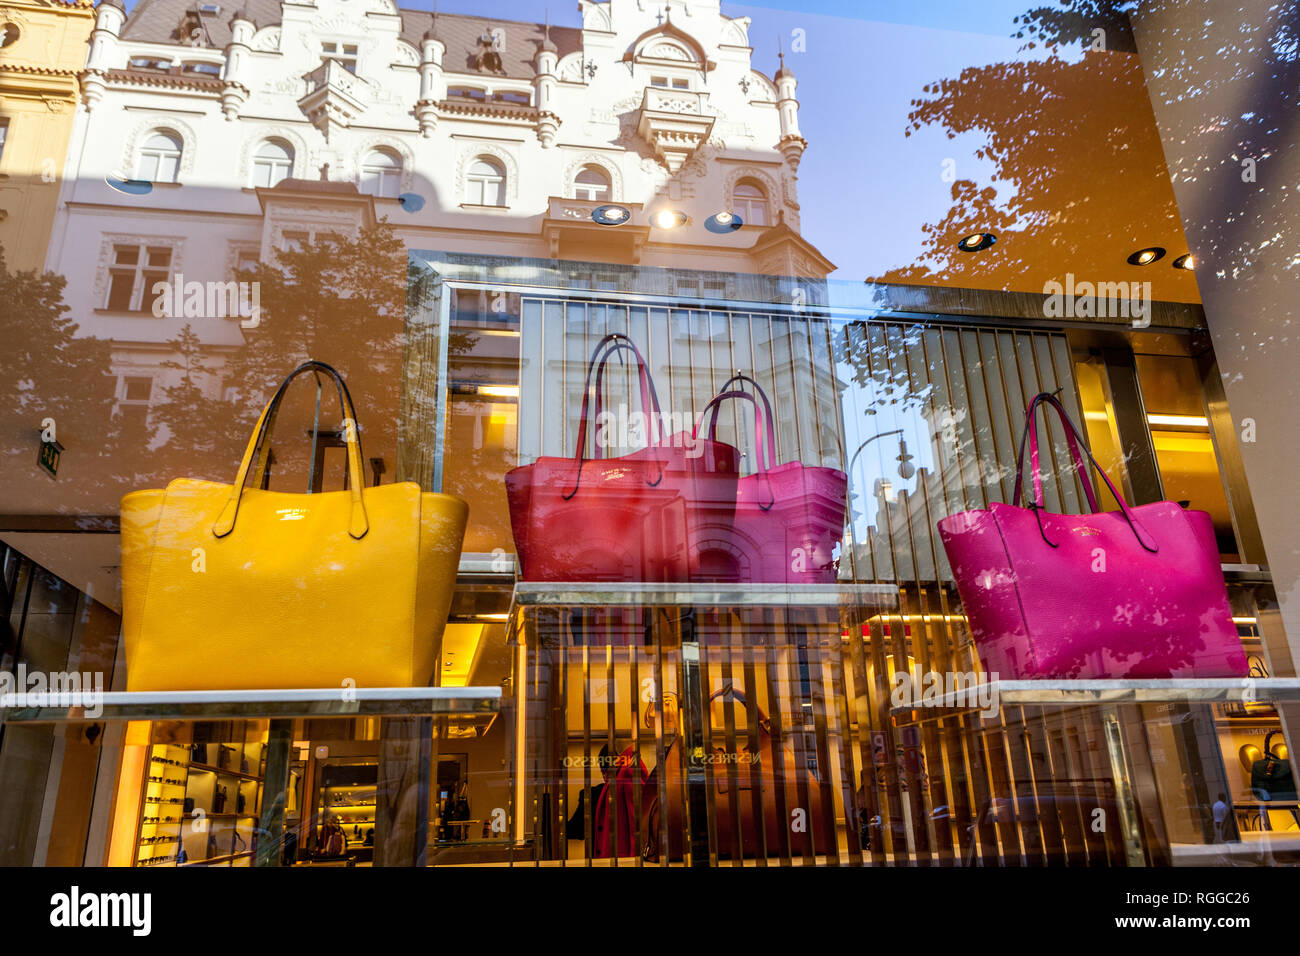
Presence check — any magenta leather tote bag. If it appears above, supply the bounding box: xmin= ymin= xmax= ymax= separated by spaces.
xmin=937 ymin=392 xmax=1246 ymax=679
xmin=683 ymin=374 xmax=848 ymax=584
xmin=505 ymin=333 xmax=739 ymax=582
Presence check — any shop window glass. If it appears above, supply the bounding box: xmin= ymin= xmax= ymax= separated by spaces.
xmin=442 ymin=287 xmax=522 ymax=555
xmin=1135 ymin=352 xmax=1238 ymax=560
xmin=1072 ymin=354 xmax=1130 ymax=512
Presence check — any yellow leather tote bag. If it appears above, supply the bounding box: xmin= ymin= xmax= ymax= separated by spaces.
xmin=120 ymin=361 xmax=468 ymax=691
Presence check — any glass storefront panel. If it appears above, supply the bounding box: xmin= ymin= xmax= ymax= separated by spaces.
xmin=0 ymin=0 xmax=1297 ymax=891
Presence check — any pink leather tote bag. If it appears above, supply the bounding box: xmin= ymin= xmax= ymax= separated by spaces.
xmin=686 ymin=374 xmax=847 ymax=584
xmin=937 ymin=392 xmax=1246 ymax=679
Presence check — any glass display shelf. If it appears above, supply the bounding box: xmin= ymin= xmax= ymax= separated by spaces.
xmin=511 ymin=581 xmax=898 ymax=611
xmin=888 ymin=676 xmax=1300 ymax=867
xmin=0 ymin=686 xmax=503 ymax=724
xmin=889 ymin=677 xmax=1300 ymax=717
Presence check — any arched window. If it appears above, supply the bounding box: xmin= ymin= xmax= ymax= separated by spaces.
xmin=572 ymin=164 xmax=610 ymax=202
xmin=137 ymin=130 xmax=183 ymax=183
xmin=251 ymin=139 xmax=294 ymax=188
xmin=732 ymin=179 xmax=767 ymax=227
xmin=359 ymin=148 xmax=401 ymax=198
xmin=466 ymin=156 xmax=505 ymax=206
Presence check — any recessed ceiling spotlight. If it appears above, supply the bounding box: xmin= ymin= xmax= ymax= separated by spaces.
xmin=1172 ymin=253 xmax=1194 ymax=270
xmin=653 ymin=208 xmax=688 ymax=230
xmin=956 ymin=232 xmax=996 ymax=252
xmin=705 ymin=211 xmax=744 ymax=233
xmin=591 ymin=204 xmax=631 ymax=226
xmin=1127 ymin=246 xmax=1166 ymax=266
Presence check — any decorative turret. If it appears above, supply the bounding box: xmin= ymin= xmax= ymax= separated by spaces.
xmin=220 ymin=9 xmax=256 ymax=120
xmin=774 ymin=52 xmax=806 ymax=171
xmin=82 ymin=0 xmax=127 ymax=112
xmin=415 ymin=14 xmax=445 ymax=137
xmin=533 ymin=19 xmax=559 ymax=148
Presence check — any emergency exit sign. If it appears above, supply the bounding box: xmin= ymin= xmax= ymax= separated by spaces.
xmin=37 ymin=439 xmax=62 ymax=478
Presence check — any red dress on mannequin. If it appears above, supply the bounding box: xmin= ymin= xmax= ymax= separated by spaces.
xmin=594 ymin=745 xmax=648 ymax=858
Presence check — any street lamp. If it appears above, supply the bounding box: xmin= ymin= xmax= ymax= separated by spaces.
xmin=842 ymin=428 xmax=917 ymax=579
xmin=847 ymin=428 xmax=914 ymax=483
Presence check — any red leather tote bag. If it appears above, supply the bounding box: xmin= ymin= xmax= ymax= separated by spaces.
xmin=937 ymin=392 xmax=1246 ymax=679
xmin=505 ymin=333 xmax=738 ymax=582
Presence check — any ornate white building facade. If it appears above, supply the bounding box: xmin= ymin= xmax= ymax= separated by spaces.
xmin=46 ymin=0 xmax=831 ymax=413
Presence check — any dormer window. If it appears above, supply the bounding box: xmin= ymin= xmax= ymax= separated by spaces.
xmin=448 ymin=86 xmax=486 ymax=101
xmin=650 ymin=76 xmax=690 ymax=90
xmin=321 ymin=42 xmax=358 ymax=74
xmin=128 ymin=56 xmax=173 ymax=72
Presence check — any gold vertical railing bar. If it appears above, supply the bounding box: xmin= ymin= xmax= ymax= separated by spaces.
xmin=741 ymin=625 xmax=769 ymax=866
xmin=698 ymin=633 xmax=720 ymax=867
xmin=780 ymin=607 xmax=818 ymax=868
xmin=807 ymin=614 xmax=843 ymax=865
xmin=581 ymin=624 xmax=593 ymax=865
xmin=843 ymin=614 xmax=882 ymax=865
xmin=719 ymin=613 xmax=744 ymax=865
xmin=829 ymin=625 xmax=866 ymax=865
xmin=653 ymin=610 xmax=669 ymax=867
xmin=630 ymin=614 xmax=644 ymax=868
xmin=605 ymin=637 xmax=618 ymax=867
xmin=761 ymin=610 xmax=794 ymax=866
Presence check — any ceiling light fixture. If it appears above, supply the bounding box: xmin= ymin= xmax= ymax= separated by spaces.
xmin=475 ymin=385 xmax=519 ymax=399
xmin=1127 ymin=246 xmax=1166 ymax=266
xmin=1146 ymin=413 xmax=1209 ymax=428
xmin=956 ymin=232 xmax=996 ymax=252
xmin=1172 ymin=253 xmax=1194 ymax=270
xmin=653 ymin=208 xmax=688 ymax=229
xmin=705 ymin=210 xmax=743 ymax=233
xmin=591 ymin=204 xmax=631 ymax=226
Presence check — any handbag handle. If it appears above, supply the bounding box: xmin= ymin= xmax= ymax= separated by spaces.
xmin=589 ymin=338 xmax=658 ymax=449
xmin=713 ymin=373 xmax=777 ymax=468
xmin=212 ymin=360 xmax=369 ymax=540
xmin=693 ymin=390 xmax=774 ymax=510
xmin=1264 ymin=730 xmax=1286 ymax=760
xmin=1013 ymin=392 xmax=1100 ymax=513
xmin=566 ymin=333 xmax=664 ymax=500
xmin=1012 ymin=392 xmax=1158 ymax=553
xmin=708 ymin=683 xmax=771 ymax=732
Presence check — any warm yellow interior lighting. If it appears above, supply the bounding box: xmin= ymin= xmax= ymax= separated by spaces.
xmin=438 ymin=623 xmax=485 ymax=687
xmin=477 ymin=385 xmax=519 ymax=399
xmin=476 ymin=612 xmax=509 ymax=622
xmin=864 ymin=614 xmax=965 ymax=623
xmin=1147 ymin=414 xmax=1209 ymax=428
xmin=1231 ymin=616 xmax=1258 ymax=625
